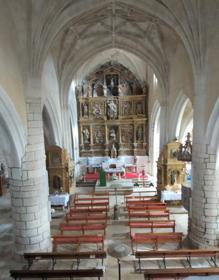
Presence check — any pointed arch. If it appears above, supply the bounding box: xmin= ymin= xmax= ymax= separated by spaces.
xmin=206 ymin=98 xmax=219 ymax=154
xmin=169 ymin=93 xmax=193 ymax=141
xmin=0 ymin=86 xmax=26 ymax=166
xmin=43 ymin=98 xmax=62 ymax=147
xmin=149 ymin=100 xmax=161 ymax=176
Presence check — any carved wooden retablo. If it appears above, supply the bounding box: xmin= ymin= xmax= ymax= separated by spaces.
xmin=77 ymin=62 xmax=148 ymax=157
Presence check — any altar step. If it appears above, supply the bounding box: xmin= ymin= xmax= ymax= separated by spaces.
xmin=76 ymin=181 xmax=97 ymax=188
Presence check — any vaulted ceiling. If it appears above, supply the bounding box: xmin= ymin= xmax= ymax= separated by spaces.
xmin=27 ymin=0 xmax=206 ymax=94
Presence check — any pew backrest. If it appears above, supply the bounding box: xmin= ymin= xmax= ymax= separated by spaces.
xmin=24 ymin=251 xmax=106 ymax=269
xmin=144 ymin=267 xmax=219 ymax=279
xmin=10 ymin=268 xmax=103 ymax=279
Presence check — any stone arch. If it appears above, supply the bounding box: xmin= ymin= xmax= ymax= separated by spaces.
xmin=149 ymin=100 xmax=161 ymax=177
xmin=43 ymin=99 xmax=62 ymax=148
xmin=42 ymin=54 xmax=62 ymax=148
xmin=68 ymin=83 xmax=80 ymax=164
xmin=206 ymin=98 xmax=219 ymax=169
xmin=0 ymin=86 xmax=25 ymax=167
xmin=169 ymin=93 xmax=192 ymax=141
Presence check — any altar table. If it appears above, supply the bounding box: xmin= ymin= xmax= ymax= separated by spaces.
xmin=48 ymin=193 xmax=69 ymax=207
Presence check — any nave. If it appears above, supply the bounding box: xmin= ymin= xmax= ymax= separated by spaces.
xmin=4 ymin=184 xmax=219 ymax=280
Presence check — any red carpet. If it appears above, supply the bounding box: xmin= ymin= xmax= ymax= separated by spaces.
xmin=83 ymin=171 xmax=149 ymax=181
xmin=121 ymin=172 xmax=149 ymax=180
xmin=84 ymin=172 xmax=99 ymax=181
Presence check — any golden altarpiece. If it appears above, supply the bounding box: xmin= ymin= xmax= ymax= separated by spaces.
xmin=157 ymin=140 xmax=186 ymax=191
xmin=77 ymin=62 xmax=148 ymax=157
xmin=46 ymin=146 xmax=75 ymax=194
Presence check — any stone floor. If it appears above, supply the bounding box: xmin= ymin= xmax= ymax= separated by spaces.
xmin=0 ymin=188 xmax=192 ymax=280
xmin=5 ymin=186 xmax=219 ymax=280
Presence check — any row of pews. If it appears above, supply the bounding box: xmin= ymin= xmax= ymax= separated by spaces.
xmin=10 ymin=187 xmax=219 ymax=279
xmin=125 ymin=191 xmax=219 ymax=279
xmin=124 ymin=194 xmax=183 ymax=252
xmin=10 ymin=191 xmax=111 ymax=279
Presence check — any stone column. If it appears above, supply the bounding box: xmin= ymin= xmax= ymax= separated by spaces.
xmin=9 ymin=97 xmax=51 ymax=254
xmin=189 ymin=143 xmax=219 ymax=247
xmin=188 ymin=70 xmax=219 ymax=247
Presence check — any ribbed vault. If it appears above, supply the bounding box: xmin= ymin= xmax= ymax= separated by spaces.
xmin=29 ymin=0 xmax=206 ymax=104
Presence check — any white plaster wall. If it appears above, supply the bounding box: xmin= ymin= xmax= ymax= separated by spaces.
xmin=205 ymin=15 xmax=219 ymax=129
xmin=0 ymin=3 xmax=26 ymax=124
xmin=168 ymin=42 xmax=194 ymax=126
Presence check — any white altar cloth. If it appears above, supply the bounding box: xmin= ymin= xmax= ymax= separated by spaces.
xmin=161 ymin=190 xmax=181 ymax=201
xmin=48 ymin=193 xmax=69 ymax=207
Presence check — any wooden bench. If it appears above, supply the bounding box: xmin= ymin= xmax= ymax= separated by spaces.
xmin=10 ymin=268 xmax=103 ymax=279
xmin=129 ymin=220 xmax=175 ymax=234
xmin=126 ymin=195 xmax=158 ymax=201
xmin=135 ymin=248 xmax=219 ymax=271
xmin=131 ymin=232 xmax=183 ymax=252
xmin=73 ymin=197 xmax=109 ymax=203
xmin=53 ymin=235 xmax=104 ymax=251
xmin=24 ymin=251 xmax=106 ymax=270
xmin=73 ymin=201 xmax=109 ymax=209
xmin=128 ymin=210 xmax=170 ymax=221
xmin=66 ymin=213 xmax=107 ymax=223
xmin=127 ymin=205 xmax=167 ymax=212
xmin=75 ymin=192 xmax=109 ymax=198
xmin=125 ymin=195 xmax=158 ymax=200
xmin=144 ymin=267 xmax=219 ymax=279
xmin=69 ymin=207 xmax=108 ymax=216
xmin=60 ymin=223 xmax=106 ymax=236
xmin=126 ymin=200 xmax=165 ymax=207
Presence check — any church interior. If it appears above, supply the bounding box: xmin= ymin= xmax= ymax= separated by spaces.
xmin=1 ymin=1 xmax=219 ymax=279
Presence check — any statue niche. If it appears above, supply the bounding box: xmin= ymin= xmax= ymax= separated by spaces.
xmin=107 ymin=100 xmax=118 ymax=119
xmin=106 ymin=74 xmax=119 ymax=96
xmin=93 ymin=81 xmax=104 ymax=97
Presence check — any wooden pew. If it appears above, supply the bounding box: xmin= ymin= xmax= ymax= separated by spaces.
xmin=73 ymin=197 xmax=109 ymax=203
xmin=69 ymin=207 xmax=108 ymax=216
xmin=60 ymin=223 xmax=107 ymax=236
xmin=75 ymin=191 xmax=109 ymax=199
xmin=129 ymin=220 xmax=176 ymax=234
xmin=128 ymin=210 xmax=170 ymax=221
xmin=53 ymin=235 xmax=104 ymax=251
xmin=130 ymin=232 xmax=183 ymax=252
xmin=10 ymin=268 xmax=103 ymax=279
xmin=66 ymin=213 xmax=107 ymax=224
xmin=126 ymin=195 xmax=158 ymax=202
xmin=125 ymin=195 xmax=158 ymax=200
xmin=126 ymin=200 xmax=165 ymax=207
xmin=23 ymin=251 xmax=106 ymax=270
xmin=127 ymin=205 xmax=167 ymax=212
xmin=73 ymin=201 xmax=109 ymax=209
xmin=135 ymin=248 xmax=219 ymax=271
xmin=144 ymin=267 xmax=219 ymax=279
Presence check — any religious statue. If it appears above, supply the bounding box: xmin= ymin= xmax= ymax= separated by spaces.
xmin=110 ymin=143 xmax=117 ymax=158
xmin=123 ymin=101 xmax=131 ymax=115
xmin=136 ymin=126 xmax=143 ymax=141
xmin=118 ymin=81 xmax=131 ymax=95
xmin=83 ymin=128 xmax=90 ymax=144
xmin=93 ymin=103 xmax=102 ymax=117
xmin=109 ymin=128 xmax=116 ymax=141
xmin=94 ymin=130 xmax=104 ymax=144
xmin=107 ymin=100 xmax=117 ymax=119
xmin=82 ymin=103 xmax=88 ymax=117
